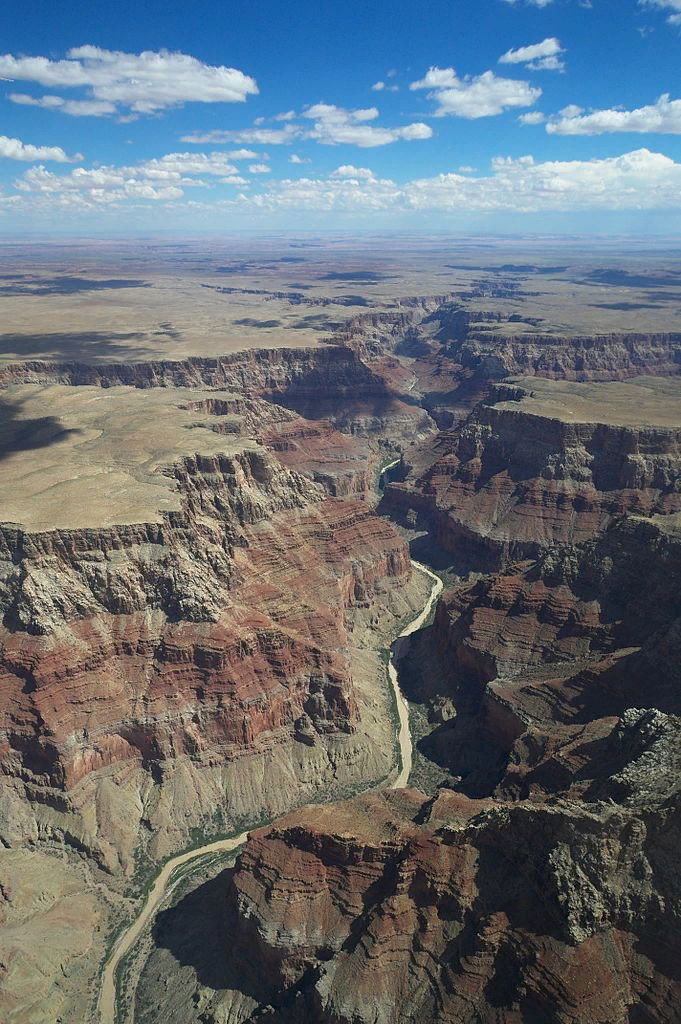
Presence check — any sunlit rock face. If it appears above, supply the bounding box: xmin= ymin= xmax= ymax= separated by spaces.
xmin=385 ymin=377 xmax=681 ymax=568
xmin=0 ymin=383 xmax=413 ymax=872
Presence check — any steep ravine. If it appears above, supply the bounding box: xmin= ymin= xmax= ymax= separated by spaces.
xmin=101 ymin=560 xmax=443 ymax=1024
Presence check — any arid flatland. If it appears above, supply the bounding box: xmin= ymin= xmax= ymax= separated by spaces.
xmin=2 ymin=236 xmax=681 ymax=366
xmin=497 ymin=375 xmax=681 ymax=428
xmin=0 ymin=385 xmax=260 ymax=531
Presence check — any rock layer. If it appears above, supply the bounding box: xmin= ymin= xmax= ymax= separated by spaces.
xmin=385 ymin=377 xmax=681 ymax=567
xmin=0 ymin=385 xmax=414 ymax=872
xmin=145 ymin=748 xmax=681 ymax=1024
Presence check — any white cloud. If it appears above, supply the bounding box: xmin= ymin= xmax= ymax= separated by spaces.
xmin=502 ymin=0 xmax=554 ymax=7
xmin=371 ymin=81 xmax=385 ymax=91
xmin=137 ymin=152 xmax=240 ymax=178
xmin=639 ymin=1 xmax=681 ymax=25
xmin=302 ymin=102 xmax=432 ymax=146
xmin=15 ymin=165 xmax=184 ymax=202
xmin=526 ymin=56 xmax=565 ymax=70
xmin=410 ymin=67 xmax=541 ymax=118
xmin=181 ymin=126 xmax=300 ymax=145
xmin=9 ymin=148 xmax=681 ymax=221
xmin=458 ymin=165 xmax=477 ymax=172
xmin=201 ymin=149 xmax=681 ymax=217
xmin=238 ymin=148 xmax=681 ymax=214
xmin=274 ymin=110 xmax=296 ymax=121
xmin=303 ymin=103 xmax=379 ymax=122
xmin=12 ymin=150 xmax=254 ymax=204
xmin=330 ymin=165 xmax=376 ymax=179
xmin=499 ymin=37 xmax=564 ymax=67
xmin=289 ymin=154 xmax=309 ymax=163
xmin=518 ymin=111 xmax=546 ymax=124
xmin=0 ymin=46 xmax=258 ymax=119
xmin=547 ymin=94 xmax=681 ymax=134
xmin=227 ymin=148 xmax=258 ymax=159
xmin=182 ymin=104 xmax=431 ymax=149
xmin=248 ymin=163 xmax=271 ymax=173
xmin=9 ymin=93 xmax=117 ymax=116
xmin=0 ymin=135 xmax=79 ymax=162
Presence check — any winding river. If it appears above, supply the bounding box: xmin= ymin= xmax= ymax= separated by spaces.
xmin=96 ymin=558 xmax=442 ymax=1024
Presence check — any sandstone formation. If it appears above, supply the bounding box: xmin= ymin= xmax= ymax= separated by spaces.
xmin=0 ymin=384 xmax=419 ymax=879
xmin=143 ymin=740 xmax=681 ymax=1024
xmin=384 ymin=376 xmax=681 ymax=567
xmin=141 ymin=503 xmax=681 ymax=1023
xmin=131 ymin=361 xmax=681 ymax=1023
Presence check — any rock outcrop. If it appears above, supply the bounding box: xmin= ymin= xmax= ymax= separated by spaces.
xmin=0 ymin=385 xmax=416 ymax=872
xmin=143 ymin=739 xmax=681 ymax=1024
xmin=385 ymin=377 xmax=681 ymax=567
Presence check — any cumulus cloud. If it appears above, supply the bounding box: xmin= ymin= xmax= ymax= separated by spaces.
xmin=371 ymin=81 xmax=385 ymax=91
xmin=225 ymin=148 xmax=681 ymax=215
xmin=518 ymin=111 xmax=546 ymax=124
xmin=0 ymin=46 xmax=258 ymax=119
xmin=274 ymin=110 xmax=296 ymax=121
xmin=15 ymin=165 xmax=184 ymax=202
xmin=303 ymin=103 xmax=379 ymax=122
xmin=330 ymin=165 xmax=376 ymax=179
xmin=181 ymin=126 xmax=300 ymax=145
xmin=12 ymin=149 xmax=256 ymax=205
xmin=137 ymin=152 xmax=240 ymax=178
xmin=547 ymin=94 xmax=681 ymax=134
xmin=410 ymin=67 xmax=541 ymax=118
xmin=9 ymin=148 xmax=681 ymax=220
xmin=9 ymin=93 xmax=117 ymax=116
xmin=639 ymin=0 xmax=681 ymax=25
xmin=184 ymin=105 xmax=431 ymax=148
xmin=0 ymin=135 xmax=79 ymax=162
xmin=289 ymin=154 xmax=309 ymax=163
xmin=227 ymin=148 xmax=258 ymax=159
xmin=499 ymin=37 xmax=565 ymax=71
xmin=248 ymin=163 xmax=271 ymax=173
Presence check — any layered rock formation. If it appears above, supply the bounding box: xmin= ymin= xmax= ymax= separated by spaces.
xmin=141 ymin=502 xmax=681 ymax=1023
xmin=143 ymin=737 xmax=681 ymax=1024
xmin=134 ymin=368 xmax=681 ymax=1024
xmin=0 ymin=343 xmax=435 ymax=452
xmin=0 ymin=384 xmax=417 ymax=875
xmin=6 ymin=279 xmax=681 ymax=1023
xmin=385 ymin=377 xmax=681 ymax=567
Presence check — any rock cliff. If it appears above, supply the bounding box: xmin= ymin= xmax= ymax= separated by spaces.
xmin=385 ymin=377 xmax=681 ymax=567
xmin=0 ymin=385 xmax=416 ymax=873
xmin=142 ymin=742 xmax=681 ymax=1024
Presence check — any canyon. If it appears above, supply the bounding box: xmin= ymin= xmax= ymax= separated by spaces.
xmin=1 ymin=242 xmax=681 ymax=1024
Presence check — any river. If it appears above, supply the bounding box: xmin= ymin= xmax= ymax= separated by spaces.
xmin=96 ymin=558 xmax=441 ymax=1024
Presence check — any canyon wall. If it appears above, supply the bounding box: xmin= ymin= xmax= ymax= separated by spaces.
xmin=384 ymin=379 xmax=681 ymax=567
xmin=0 ymin=413 xmax=416 ymax=874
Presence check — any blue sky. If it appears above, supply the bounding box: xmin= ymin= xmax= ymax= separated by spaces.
xmin=1 ymin=0 xmax=681 ymax=234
